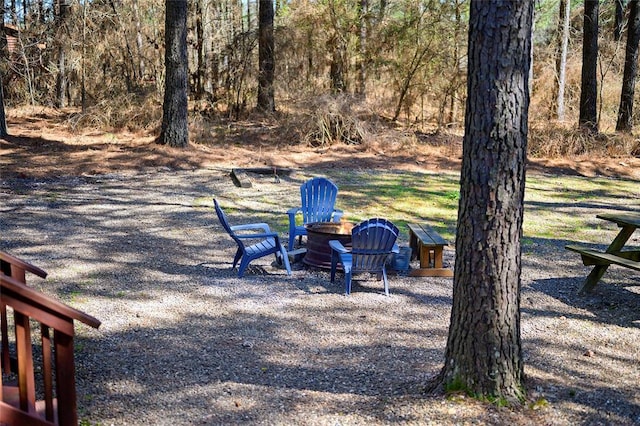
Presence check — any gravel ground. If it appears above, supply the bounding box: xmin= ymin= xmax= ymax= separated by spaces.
xmin=1 ymin=167 xmax=639 ymax=425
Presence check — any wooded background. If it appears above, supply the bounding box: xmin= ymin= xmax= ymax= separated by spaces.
xmin=1 ymin=0 xmax=639 ymax=156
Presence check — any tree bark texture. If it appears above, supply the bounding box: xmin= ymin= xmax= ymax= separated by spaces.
xmin=579 ymin=0 xmax=599 ymax=133
xmin=257 ymin=0 xmax=275 ymax=112
xmin=158 ymin=0 xmax=188 ymax=148
xmin=617 ymin=0 xmax=640 ymax=132
xmin=440 ymin=0 xmax=532 ymax=403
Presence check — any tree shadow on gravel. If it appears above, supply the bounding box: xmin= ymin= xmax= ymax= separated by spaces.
xmin=521 ymin=247 xmax=640 ymax=425
xmin=528 ymin=272 xmax=640 ymax=329
xmin=74 ymin=310 xmax=446 ymax=424
xmin=2 ymin=157 xmax=639 ymax=424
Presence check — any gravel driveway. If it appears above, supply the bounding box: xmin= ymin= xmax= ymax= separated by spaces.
xmin=1 ymin=167 xmax=639 ymax=425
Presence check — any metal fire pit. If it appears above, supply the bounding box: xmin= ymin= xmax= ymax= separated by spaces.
xmin=303 ymin=222 xmax=354 ymax=270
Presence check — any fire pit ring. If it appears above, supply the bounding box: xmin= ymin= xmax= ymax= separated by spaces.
xmin=303 ymin=222 xmax=354 ymax=270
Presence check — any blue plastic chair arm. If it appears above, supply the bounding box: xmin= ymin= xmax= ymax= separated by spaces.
xmin=231 ymin=223 xmax=271 ymax=233
xmin=235 ymin=232 xmax=279 ymax=240
xmin=392 ymin=244 xmax=400 ymax=254
xmin=287 ymin=207 xmax=301 ymax=216
xmin=332 ymin=209 xmax=344 ymax=222
xmin=328 ymin=239 xmax=349 ymax=253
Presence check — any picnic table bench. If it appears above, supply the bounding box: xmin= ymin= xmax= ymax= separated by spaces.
xmin=407 ymin=223 xmax=454 ymax=277
xmin=565 ymin=212 xmax=640 ymax=294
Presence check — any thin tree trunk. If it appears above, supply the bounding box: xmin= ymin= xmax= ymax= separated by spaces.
xmin=109 ymin=0 xmax=138 ymax=86
xmin=0 ymin=8 xmax=7 ymax=137
xmin=579 ymin=0 xmax=599 ymax=133
xmin=9 ymin=0 xmax=16 ymax=25
xmin=0 ymin=72 xmax=7 ymax=138
xmin=56 ymin=0 xmax=70 ymax=108
xmin=392 ymin=46 xmax=429 ymax=122
xmin=306 ymin=28 xmax=313 ymax=82
xmin=616 ymin=0 xmax=640 ymax=132
xmin=202 ymin=0 xmax=215 ymax=100
xmin=330 ymin=40 xmax=346 ymax=93
xmin=195 ymin=0 xmax=204 ymax=98
xmin=158 ymin=0 xmax=188 ymax=148
xmin=17 ymin=27 xmax=35 ymax=105
xmin=246 ymin=0 xmax=251 ymax=35
xmin=81 ymin=0 xmax=87 ymax=111
xmin=446 ymin=0 xmax=464 ymax=125
xmin=615 ymin=0 xmax=626 ymax=41
xmin=555 ymin=0 xmax=570 ymax=120
xmin=38 ymin=0 xmax=44 ymax=23
xmin=134 ymin=0 xmax=146 ymax=79
xmin=21 ymin=0 xmax=26 ymax=25
xmin=328 ymin=2 xmax=346 ymax=94
xmin=437 ymin=0 xmax=533 ymax=403
xmin=257 ymin=0 xmax=275 ymax=112
xmin=378 ymin=0 xmax=386 ymax=22
xmin=356 ymin=0 xmax=368 ymax=98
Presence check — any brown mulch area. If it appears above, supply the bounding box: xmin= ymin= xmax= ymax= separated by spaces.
xmin=2 ymin=107 xmax=639 ymax=180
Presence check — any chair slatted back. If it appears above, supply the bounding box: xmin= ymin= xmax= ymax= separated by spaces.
xmin=214 ymin=199 xmax=244 ymax=248
xmin=300 ymin=177 xmax=339 ymax=224
xmin=350 ymin=219 xmax=399 ymax=273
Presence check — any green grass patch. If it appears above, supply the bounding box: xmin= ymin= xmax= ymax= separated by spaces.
xmin=326 ymin=170 xmax=637 ymax=244
xmin=213 ymin=170 xmax=637 ymax=246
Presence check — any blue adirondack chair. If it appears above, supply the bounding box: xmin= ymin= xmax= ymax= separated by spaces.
xmin=329 ymin=218 xmax=399 ymax=295
xmin=214 ymin=199 xmax=292 ymax=277
xmin=287 ymin=177 xmax=344 ymax=250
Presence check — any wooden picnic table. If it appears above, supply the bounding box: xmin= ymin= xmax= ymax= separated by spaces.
xmin=566 ymin=212 xmax=640 ymax=294
xmin=407 ymin=223 xmax=454 ymax=277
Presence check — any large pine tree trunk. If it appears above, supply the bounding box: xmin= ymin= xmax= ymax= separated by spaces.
xmin=438 ymin=0 xmax=532 ymax=403
xmin=579 ymin=0 xmax=599 ymax=133
xmin=617 ymin=0 xmax=640 ymax=132
xmin=158 ymin=0 xmax=188 ymax=148
xmin=257 ymin=0 xmax=275 ymax=112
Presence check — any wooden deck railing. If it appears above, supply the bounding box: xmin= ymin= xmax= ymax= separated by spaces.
xmin=1 ymin=251 xmax=101 ymax=426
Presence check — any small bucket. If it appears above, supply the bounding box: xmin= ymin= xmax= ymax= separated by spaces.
xmin=390 ymin=246 xmax=412 ymax=272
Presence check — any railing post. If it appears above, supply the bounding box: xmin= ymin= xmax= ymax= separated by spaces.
xmin=14 ymin=311 xmax=36 ymax=413
xmin=54 ymin=329 xmax=78 ymax=426
xmin=1 ymin=302 xmax=10 ymax=374
xmin=42 ymin=326 xmax=55 ymax=422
